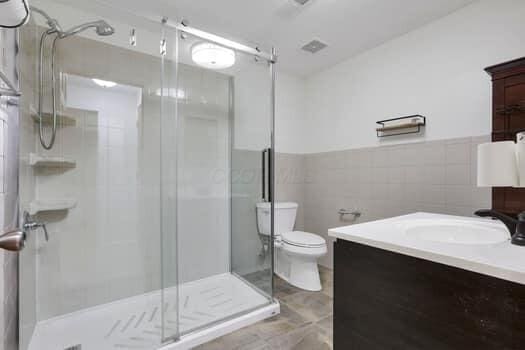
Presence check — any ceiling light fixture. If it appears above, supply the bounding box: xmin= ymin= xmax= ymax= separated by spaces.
xmin=191 ymin=42 xmax=235 ymax=69
xmin=92 ymin=78 xmax=117 ymax=88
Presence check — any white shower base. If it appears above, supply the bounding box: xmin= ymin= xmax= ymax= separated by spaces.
xmin=28 ymin=273 xmax=278 ymax=350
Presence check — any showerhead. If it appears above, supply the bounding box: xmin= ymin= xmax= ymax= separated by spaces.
xmin=60 ymin=20 xmax=115 ymax=38
xmin=95 ymin=21 xmax=115 ymax=36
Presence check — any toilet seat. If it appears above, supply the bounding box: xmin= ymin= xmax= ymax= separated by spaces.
xmin=282 ymin=231 xmax=326 ymax=248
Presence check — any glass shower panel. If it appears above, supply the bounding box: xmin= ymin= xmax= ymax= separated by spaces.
xmin=161 ymin=26 xmax=274 ymax=340
xmin=229 ymin=50 xmax=274 ymax=299
xmin=159 ymin=25 xmax=179 ymax=343
xmin=18 ymin=1 xmax=174 ymax=348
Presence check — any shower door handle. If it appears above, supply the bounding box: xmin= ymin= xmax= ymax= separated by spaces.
xmin=0 ymin=229 xmax=25 ymax=252
xmin=261 ymin=148 xmax=272 ymax=202
xmin=262 ymin=149 xmax=267 ymax=201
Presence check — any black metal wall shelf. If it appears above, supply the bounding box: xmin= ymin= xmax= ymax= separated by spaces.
xmin=376 ymin=115 xmax=426 ymax=138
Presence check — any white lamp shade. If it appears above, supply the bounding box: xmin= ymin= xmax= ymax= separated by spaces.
xmin=477 ymin=141 xmax=519 ymax=187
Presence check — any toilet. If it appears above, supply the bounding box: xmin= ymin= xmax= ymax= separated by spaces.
xmin=256 ymin=202 xmax=327 ymax=291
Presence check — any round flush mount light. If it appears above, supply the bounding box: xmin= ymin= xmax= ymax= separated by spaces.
xmin=92 ymin=78 xmax=117 ymax=88
xmin=191 ymin=43 xmax=235 ymax=69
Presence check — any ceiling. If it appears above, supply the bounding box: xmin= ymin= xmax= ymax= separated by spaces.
xmin=52 ymin=0 xmax=477 ymax=77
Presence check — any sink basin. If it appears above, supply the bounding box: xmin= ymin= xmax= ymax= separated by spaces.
xmin=398 ymin=219 xmax=509 ymax=245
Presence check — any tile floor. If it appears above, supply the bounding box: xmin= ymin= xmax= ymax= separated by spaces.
xmin=196 ymin=267 xmax=333 ymax=350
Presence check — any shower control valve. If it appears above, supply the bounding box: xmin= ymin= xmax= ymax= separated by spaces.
xmin=23 ymin=211 xmax=49 ymax=241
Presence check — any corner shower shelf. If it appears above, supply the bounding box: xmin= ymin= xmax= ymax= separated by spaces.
xmin=30 ymin=106 xmax=77 ymax=127
xmin=29 ymin=153 xmax=76 ymax=169
xmin=28 ymin=199 xmax=77 ymax=215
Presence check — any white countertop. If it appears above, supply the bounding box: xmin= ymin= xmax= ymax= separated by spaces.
xmin=328 ymin=212 xmax=525 ymax=285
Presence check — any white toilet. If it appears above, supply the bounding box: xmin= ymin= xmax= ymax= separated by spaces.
xmin=256 ymin=202 xmax=327 ymax=292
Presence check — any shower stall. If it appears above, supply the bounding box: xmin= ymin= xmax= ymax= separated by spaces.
xmin=16 ymin=0 xmax=277 ymax=349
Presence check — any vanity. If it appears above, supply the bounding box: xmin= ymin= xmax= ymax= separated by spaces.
xmin=329 ymin=212 xmax=525 ymax=350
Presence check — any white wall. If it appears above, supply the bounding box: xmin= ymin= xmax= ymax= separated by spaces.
xmin=303 ymin=0 xmax=525 ymax=153
xmin=275 ymin=73 xmax=306 ymax=154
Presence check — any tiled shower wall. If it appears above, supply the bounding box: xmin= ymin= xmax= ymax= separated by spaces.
xmin=277 ymin=136 xmax=492 ymax=269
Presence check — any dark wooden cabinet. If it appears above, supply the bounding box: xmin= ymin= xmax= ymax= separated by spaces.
xmin=334 ymin=240 xmax=525 ymax=349
xmin=485 ymin=57 xmax=525 ymax=215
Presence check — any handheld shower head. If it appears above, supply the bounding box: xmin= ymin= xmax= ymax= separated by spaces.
xmin=95 ymin=21 xmax=115 ymax=36
xmin=30 ymin=6 xmax=115 ymax=150
xmin=60 ymin=20 xmax=115 ymax=38
xmin=30 ymin=6 xmax=114 ymax=38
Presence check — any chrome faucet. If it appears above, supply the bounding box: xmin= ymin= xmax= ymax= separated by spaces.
xmin=475 ymin=209 xmax=525 ymax=246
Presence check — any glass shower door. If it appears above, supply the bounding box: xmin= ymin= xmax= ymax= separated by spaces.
xmin=160 ymin=23 xmax=275 ymax=341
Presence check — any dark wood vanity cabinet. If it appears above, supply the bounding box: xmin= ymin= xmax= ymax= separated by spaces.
xmin=485 ymin=58 xmax=525 ymax=215
xmin=333 ymin=240 xmax=525 ymax=350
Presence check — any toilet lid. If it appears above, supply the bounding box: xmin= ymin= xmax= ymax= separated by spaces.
xmin=282 ymin=231 xmax=326 ymax=248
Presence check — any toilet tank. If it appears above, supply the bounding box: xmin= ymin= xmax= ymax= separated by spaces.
xmin=256 ymin=202 xmax=298 ymax=236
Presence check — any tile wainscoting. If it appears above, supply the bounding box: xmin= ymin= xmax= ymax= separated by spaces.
xmin=277 ymin=135 xmax=492 ymax=269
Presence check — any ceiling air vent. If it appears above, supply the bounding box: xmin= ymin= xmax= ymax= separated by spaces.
xmin=294 ymin=0 xmax=311 ymax=5
xmin=301 ymin=40 xmax=327 ymax=54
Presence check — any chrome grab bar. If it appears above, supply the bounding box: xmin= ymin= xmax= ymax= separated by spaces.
xmin=338 ymin=209 xmax=361 ymax=220
xmin=0 ymin=229 xmax=25 ymax=252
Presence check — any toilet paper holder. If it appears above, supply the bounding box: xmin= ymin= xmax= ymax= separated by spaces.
xmin=338 ymin=209 xmax=361 ymax=221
